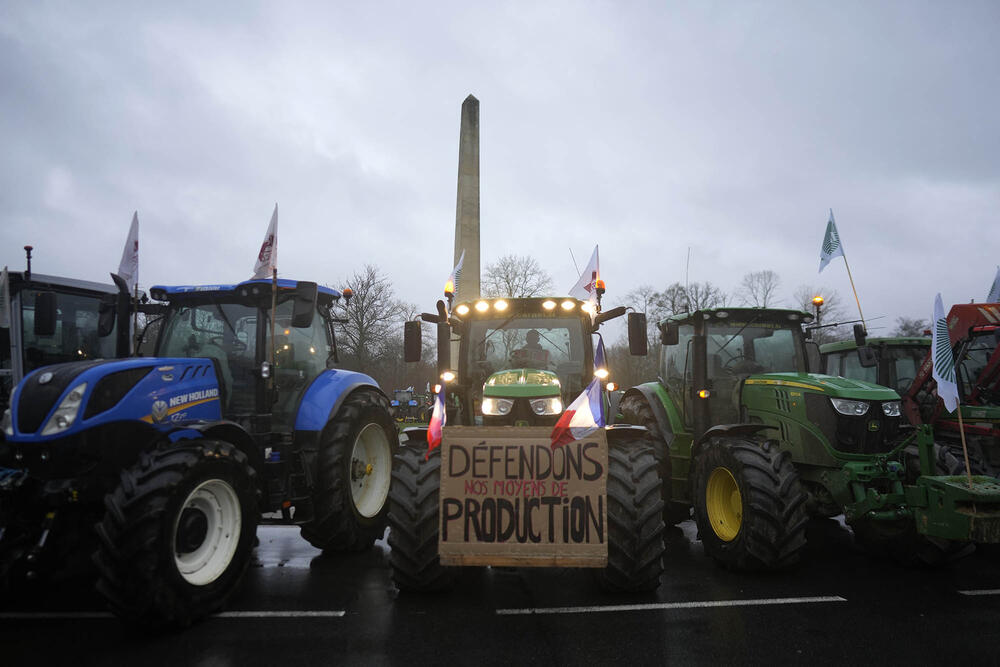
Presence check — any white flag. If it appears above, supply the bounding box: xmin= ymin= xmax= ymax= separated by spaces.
xmin=117 ymin=212 xmax=139 ymax=293
xmin=931 ymin=293 xmax=960 ymax=413
xmin=988 ymin=266 xmax=1000 ymax=303
xmin=569 ymin=245 xmax=600 ymax=303
xmin=445 ymin=249 xmax=465 ymax=297
xmin=252 ymin=204 xmax=278 ymax=280
xmin=818 ymin=209 xmax=845 ymax=273
xmin=0 ymin=266 xmax=10 ymax=329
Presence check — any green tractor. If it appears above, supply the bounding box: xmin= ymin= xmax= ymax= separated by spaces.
xmin=390 ymin=294 xmax=665 ymax=592
xmin=620 ymin=307 xmax=1000 ymax=569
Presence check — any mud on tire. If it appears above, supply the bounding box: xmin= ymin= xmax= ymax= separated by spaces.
xmin=93 ymin=439 xmax=258 ymax=628
xmin=692 ymin=437 xmax=808 ymax=571
xmin=595 ymin=440 xmax=665 ymax=592
xmin=301 ymin=390 xmax=398 ymax=552
xmin=387 ymin=441 xmax=455 ymax=592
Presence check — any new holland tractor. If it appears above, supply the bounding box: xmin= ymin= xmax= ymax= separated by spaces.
xmin=388 ymin=293 xmax=665 ymax=592
xmin=619 ymin=307 xmax=1000 ymax=570
xmin=0 ymin=278 xmax=397 ymax=626
xmin=823 ymin=303 xmax=1000 ymax=474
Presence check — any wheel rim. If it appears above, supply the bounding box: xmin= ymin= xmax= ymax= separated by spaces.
xmin=705 ymin=467 xmax=742 ymax=542
xmin=349 ymin=423 xmax=392 ymax=518
xmin=173 ymin=478 xmax=242 ymax=586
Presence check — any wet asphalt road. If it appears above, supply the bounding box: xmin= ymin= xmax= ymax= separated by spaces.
xmin=4 ymin=518 xmax=1000 ymax=666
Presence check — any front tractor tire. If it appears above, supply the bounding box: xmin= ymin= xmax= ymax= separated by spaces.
xmin=387 ymin=442 xmax=455 ymax=592
xmin=301 ymin=390 xmax=398 ymax=552
xmin=93 ymin=440 xmax=259 ymax=628
xmin=692 ymin=437 xmax=808 ymax=571
xmin=618 ymin=393 xmax=691 ymax=525
xmin=595 ymin=441 xmax=666 ymax=592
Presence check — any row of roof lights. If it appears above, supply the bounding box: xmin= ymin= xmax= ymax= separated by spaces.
xmin=455 ymin=299 xmax=590 ymax=315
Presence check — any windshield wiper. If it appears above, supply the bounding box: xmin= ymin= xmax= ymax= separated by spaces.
xmin=715 ymin=313 xmax=764 ymax=360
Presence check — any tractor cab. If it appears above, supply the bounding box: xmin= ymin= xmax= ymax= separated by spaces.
xmin=1 ymin=271 xmax=130 ymax=410
xmin=149 ymin=279 xmax=341 ymax=431
xmin=821 ymin=337 xmax=931 ymax=395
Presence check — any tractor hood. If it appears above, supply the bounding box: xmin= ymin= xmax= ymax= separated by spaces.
xmin=482 ymin=368 xmax=562 ymax=398
xmin=4 ymin=357 xmax=223 ymax=441
xmin=743 ymin=372 xmax=900 ymax=401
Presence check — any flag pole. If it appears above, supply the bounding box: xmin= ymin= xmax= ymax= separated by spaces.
xmin=269 ymin=268 xmax=277 ymax=391
xmin=955 ymin=408 xmax=974 ymax=488
xmin=132 ymin=284 xmax=139 ymax=355
xmin=841 ymin=254 xmax=867 ymax=333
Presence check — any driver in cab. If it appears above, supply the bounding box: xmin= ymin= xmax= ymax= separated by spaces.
xmin=511 ymin=330 xmax=550 ymax=368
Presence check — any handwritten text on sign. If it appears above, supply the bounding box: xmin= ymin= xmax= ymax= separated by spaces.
xmin=438 ymin=426 xmax=608 ymax=567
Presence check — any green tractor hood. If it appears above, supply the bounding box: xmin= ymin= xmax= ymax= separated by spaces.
xmin=482 ymin=368 xmax=562 ymax=398
xmin=743 ymin=372 xmax=900 ymax=401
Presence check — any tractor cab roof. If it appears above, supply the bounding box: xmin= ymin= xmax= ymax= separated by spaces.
xmin=149 ymin=279 xmax=340 ymax=307
xmin=451 ymin=296 xmax=595 ymax=320
xmin=661 ymin=307 xmax=815 ymax=328
xmin=6 ymin=271 xmax=118 ymax=296
xmin=820 ymin=337 xmax=930 ymax=353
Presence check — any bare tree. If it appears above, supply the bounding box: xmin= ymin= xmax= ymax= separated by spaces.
xmin=332 ymin=264 xmax=409 ymax=373
xmin=892 ymin=317 xmax=929 ymax=337
xmin=482 ymin=254 xmax=554 ymax=298
xmin=653 ymin=283 xmax=689 ymax=316
xmin=685 ymin=282 xmax=727 ymax=310
xmin=735 ymin=270 xmax=782 ymax=308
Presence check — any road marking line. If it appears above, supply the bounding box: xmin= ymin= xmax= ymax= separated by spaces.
xmin=0 ymin=610 xmax=346 ymax=620
xmin=497 ymin=596 xmax=847 ymax=616
xmin=958 ymin=589 xmax=1000 ymax=596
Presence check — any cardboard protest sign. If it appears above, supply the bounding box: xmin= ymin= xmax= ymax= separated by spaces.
xmin=438 ymin=426 xmax=608 ymax=567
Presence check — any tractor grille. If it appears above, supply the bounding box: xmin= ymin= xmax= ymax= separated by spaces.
xmin=17 ymin=360 xmax=106 ymax=434
xmin=482 ymin=398 xmax=560 ymax=428
xmin=805 ymin=393 xmax=901 ymax=455
xmin=83 ymin=366 xmax=154 ymax=419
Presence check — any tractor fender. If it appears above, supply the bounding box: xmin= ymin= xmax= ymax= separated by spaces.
xmin=692 ymin=423 xmax=777 ymax=459
xmin=164 ymin=419 xmax=262 ymax=475
xmin=620 ymin=383 xmax=675 ymax=447
xmin=399 ymin=426 xmax=429 ymax=447
xmin=604 ymin=424 xmax=652 ymax=448
xmin=294 ymin=369 xmax=387 ymax=432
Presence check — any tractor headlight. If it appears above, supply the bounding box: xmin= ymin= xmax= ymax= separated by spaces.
xmin=830 ymin=397 xmax=869 ymax=416
xmin=2 ymin=408 xmax=12 ymax=436
xmin=882 ymin=401 xmax=902 ymax=417
xmin=481 ymin=397 xmax=513 ymax=416
xmin=40 ymin=383 xmax=88 ymax=436
xmin=530 ymin=397 xmax=563 ymax=415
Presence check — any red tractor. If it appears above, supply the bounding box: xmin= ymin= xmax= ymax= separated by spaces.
xmin=902 ymin=302 xmax=1000 ymax=472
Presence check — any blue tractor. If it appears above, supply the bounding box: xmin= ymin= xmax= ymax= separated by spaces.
xmin=0 ymin=278 xmax=397 ymax=626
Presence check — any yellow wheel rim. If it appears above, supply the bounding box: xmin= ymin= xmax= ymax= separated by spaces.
xmin=706 ymin=467 xmax=742 ymax=542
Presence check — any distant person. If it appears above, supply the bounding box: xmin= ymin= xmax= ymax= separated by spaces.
xmin=512 ymin=330 xmax=549 ymax=368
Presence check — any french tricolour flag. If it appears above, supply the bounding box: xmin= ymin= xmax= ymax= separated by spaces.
xmin=427 ymin=385 xmax=446 ymax=457
xmin=550 ymin=377 xmax=605 ymax=448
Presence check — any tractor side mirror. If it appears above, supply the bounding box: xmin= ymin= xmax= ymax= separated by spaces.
xmin=436 ymin=321 xmax=451 ymax=377
xmin=660 ymin=322 xmax=679 ymax=346
xmin=97 ymin=294 xmax=117 ymax=337
xmin=627 ymin=312 xmax=647 ymax=356
xmin=853 ymin=323 xmax=867 ymax=347
xmin=857 ymin=345 xmax=877 ymax=368
xmin=404 ymin=320 xmax=422 ymax=362
xmin=34 ymin=292 xmax=57 ymax=337
xmin=291 ymin=282 xmax=318 ymax=328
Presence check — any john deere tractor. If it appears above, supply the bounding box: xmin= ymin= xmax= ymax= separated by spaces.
xmin=388 ymin=294 xmax=665 ymax=592
xmin=1 ymin=278 xmax=397 ymax=626
xmin=620 ymin=307 xmax=1000 ymax=570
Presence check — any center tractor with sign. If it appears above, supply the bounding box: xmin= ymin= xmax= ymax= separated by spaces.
xmin=618 ymin=307 xmax=1000 ymax=570
xmin=0 ymin=278 xmax=397 ymax=626
xmin=388 ymin=291 xmax=665 ymax=592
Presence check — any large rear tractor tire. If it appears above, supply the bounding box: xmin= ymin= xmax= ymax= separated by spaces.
xmin=595 ymin=440 xmax=665 ymax=591
xmin=301 ymin=390 xmax=398 ymax=552
xmin=93 ymin=440 xmax=258 ymax=628
xmin=387 ymin=442 xmax=456 ymax=592
xmin=851 ymin=442 xmax=977 ymax=565
xmin=619 ymin=393 xmax=691 ymax=525
xmin=692 ymin=437 xmax=808 ymax=571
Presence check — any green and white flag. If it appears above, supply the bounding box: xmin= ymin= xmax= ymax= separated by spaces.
xmin=931 ymin=293 xmax=959 ymax=413
xmin=988 ymin=266 xmax=1000 ymax=303
xmin=818 ymin=209 xmax=844 ymax=273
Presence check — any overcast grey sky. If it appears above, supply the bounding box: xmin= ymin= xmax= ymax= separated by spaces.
xmin=2 ymin=1 xmax=997 ymax=331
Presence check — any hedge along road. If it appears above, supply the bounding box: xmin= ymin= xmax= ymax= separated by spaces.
xmin=4 ymin=519 xmax=1000 ymax=665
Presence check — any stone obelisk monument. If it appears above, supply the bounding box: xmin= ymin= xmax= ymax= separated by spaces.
xmin=453 ymin=94 xmax=480 ymax=302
